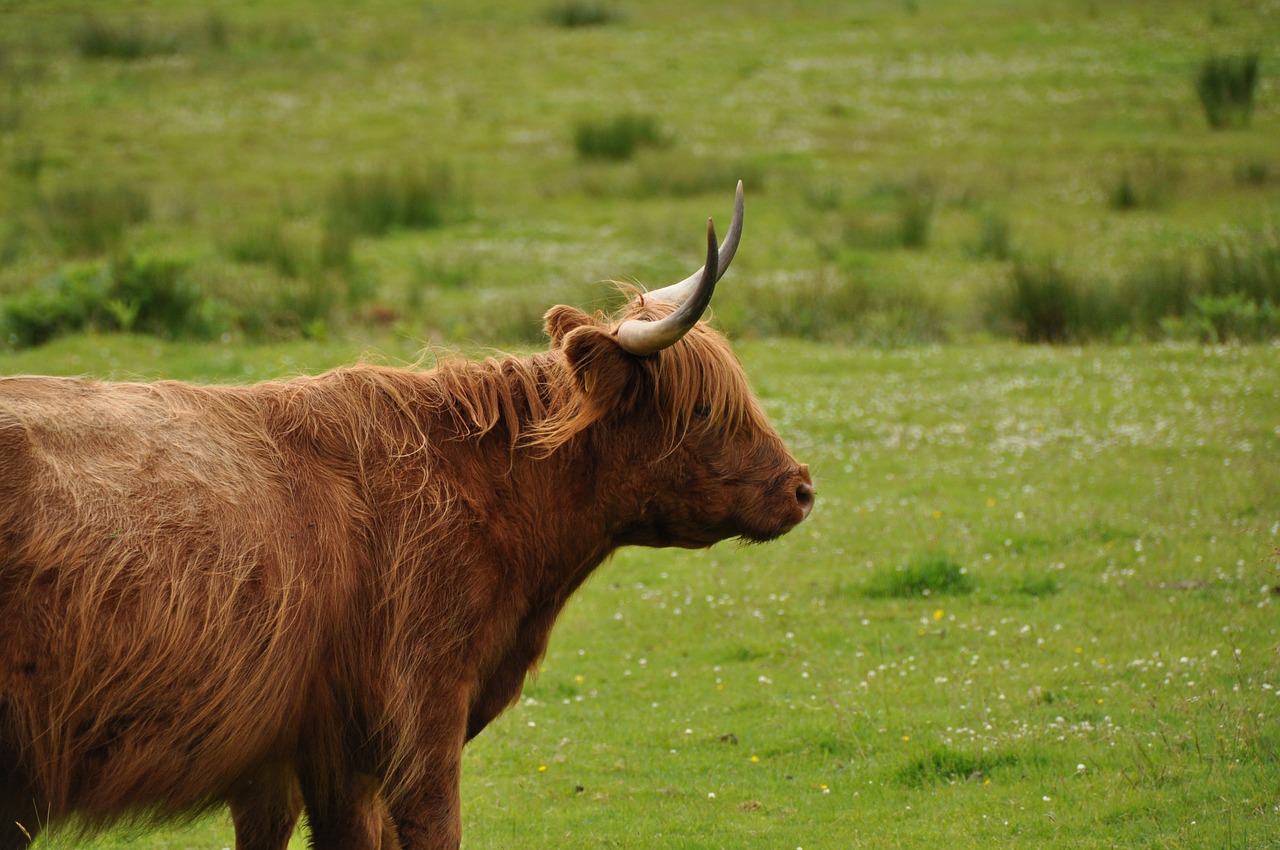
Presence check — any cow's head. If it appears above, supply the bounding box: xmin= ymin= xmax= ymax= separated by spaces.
xmin=539 ymin=183 xmax=813 ymax=548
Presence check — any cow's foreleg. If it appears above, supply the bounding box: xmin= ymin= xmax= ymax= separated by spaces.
xmin=228 ymin=762 xmax=301 ymax=850
xmin=384 ymin=707 xmax=465 ymax=850
xmin=301 ymin=772 xmax=392 ymax=850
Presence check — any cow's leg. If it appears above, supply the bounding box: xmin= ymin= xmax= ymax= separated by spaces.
xmin=301 ymin=772 xmax=389 ymax=850
xmin=228 ymin=763 xmax=302 ymax=850
xmin=384 ymin=726 xmax=465 ymax=850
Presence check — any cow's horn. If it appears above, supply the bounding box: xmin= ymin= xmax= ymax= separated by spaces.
xmin=636 ymin=180 xmax=744 ymax=306
xmin=615 ymin=218 xmax=719 ymax=356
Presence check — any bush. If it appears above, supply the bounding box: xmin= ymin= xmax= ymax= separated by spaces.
xmin=0 ymin=264 xmax=110 ymax=348
xmin=0 ymin=255 xmax=221 ymax=348
xmin=110 ymin=254 xmax=213 ymax=340
xmin=1190 ymin=293 xmax=1280 ymax=342
xmin=573 ymin=112 xmax=666 ymax=162
xmin=1196 ymin=51 xmax=1261 ymax=129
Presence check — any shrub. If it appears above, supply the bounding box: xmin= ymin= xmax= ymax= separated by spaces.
xmin=863 ymin=552 xmax=974 ymax=599
xmin=327 ymin=164 xmax=464 ymax=236
xmin=1 ymin=264 xmax=110 ymax=348
xmin=1196 ymin=51 xmax=1261 ymax=129
xmin=40 ymin=183 xmax=150 ymax=256
xmin=110 ymin=254 xmax=213 ymax=340
xmin=1190 ymin=293 xmax=1280 ymax=342
xmin=0 ymin=255 xmax=219 ymax=348
xmin=573 ymin=112 xmax=666 ymax=162
xmin=544 ymin=2 xmax=623 ymax=28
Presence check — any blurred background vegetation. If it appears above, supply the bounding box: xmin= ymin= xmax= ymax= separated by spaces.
xmin=0 ymin=0 xmax=1275 ymax=351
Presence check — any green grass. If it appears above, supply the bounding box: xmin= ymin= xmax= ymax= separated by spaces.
xmin=2 ymin=0 xmax=1280 ymax=846
xmin=6 ymin=336 xmax=1279 ymax=849
xmin=0 ymin=0 xmax=1277 ymax=345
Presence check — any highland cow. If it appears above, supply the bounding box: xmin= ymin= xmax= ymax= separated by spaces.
xmin=0 ymin=184 xmax=813 ymax=849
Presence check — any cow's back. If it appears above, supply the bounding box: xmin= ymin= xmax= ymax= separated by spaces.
xmin=0 ymin=376 xmax=369 ymax=824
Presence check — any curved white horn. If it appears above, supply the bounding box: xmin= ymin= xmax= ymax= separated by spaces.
xmin=615 ymin=218 xmax=719 ymax=356
xmin=639 ymin=180 xmax=743 ymax=306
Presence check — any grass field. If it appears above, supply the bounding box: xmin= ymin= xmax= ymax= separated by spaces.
xmin=7 ymin=334 xmax=1278 ymax=849
xmin=2 ymin=0 xmax=1279 ymax=847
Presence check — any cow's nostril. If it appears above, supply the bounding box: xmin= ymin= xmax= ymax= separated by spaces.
xmin=796 ymin=481 xmax=815 ymax=512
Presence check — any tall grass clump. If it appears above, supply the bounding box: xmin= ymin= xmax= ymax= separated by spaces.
xmin=895 ymin=745 xmax=1025 ymax=788
xmin=1196 ymin=51 xmax=1261 ymax=128
xmin=1107 ymin=152 xmax=1182 ymax=211
xmin=632 ymin=156 xmax=763 ymax=198
xmin=543 ymin=2 xmax=623 ymax=27
xmin=862 ymin=552 xmax=974 ymax=599
xmin=995 ymin=257 xmax=1127 ymax=343
xmin=1118 ymin=255 xmax=1199 ymax=336
xmin=326 ymin=164 xmax=465 ymax=237
xmin=971 ymin=208 xmax=1012 ymax=260
xmin=75 ymin=16 xmax=179 ymax=59
xmin=723 ymin=265 xmax=945 ymax=345
xmin=573 ymin=112 xmax=666 ymax=161
xmin=223 ymin=218 xmax=354 ymax=279
xmin=40 ymin=184 xmax=151 ymax=255
xmin=897 ymin=187 xmax=935 ymax=249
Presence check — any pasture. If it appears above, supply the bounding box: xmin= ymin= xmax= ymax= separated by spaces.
xmin=1 ymin=0 xmax=1278 ymax=847
xmin=4 ymin=334 xmax=1278 ymax=848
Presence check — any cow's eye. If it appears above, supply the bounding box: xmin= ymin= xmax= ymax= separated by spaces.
xmin=693 ymin=401 xmax=713 ymax=418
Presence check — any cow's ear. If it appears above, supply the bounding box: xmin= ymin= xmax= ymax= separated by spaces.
xmin=560 ymin=325 xmax=634 ymax=411
xmin=544 ymin=305 xmax=593 ymax=349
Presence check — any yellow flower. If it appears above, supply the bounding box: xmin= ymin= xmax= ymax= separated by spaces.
xmin=750 ymin=755 xmax=760 ymax=763
xmin=538 ymin=765 xmax=548 ymax=772
xmin=933 ymin=609 xmax=944 ymax=621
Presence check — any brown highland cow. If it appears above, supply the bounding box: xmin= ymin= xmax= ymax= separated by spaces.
xmin=0 ymin=184 xmax=813 ymax=849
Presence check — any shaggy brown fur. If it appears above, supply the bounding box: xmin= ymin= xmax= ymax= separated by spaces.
xmin=0 ymin=299 xmax=811 ymax=850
